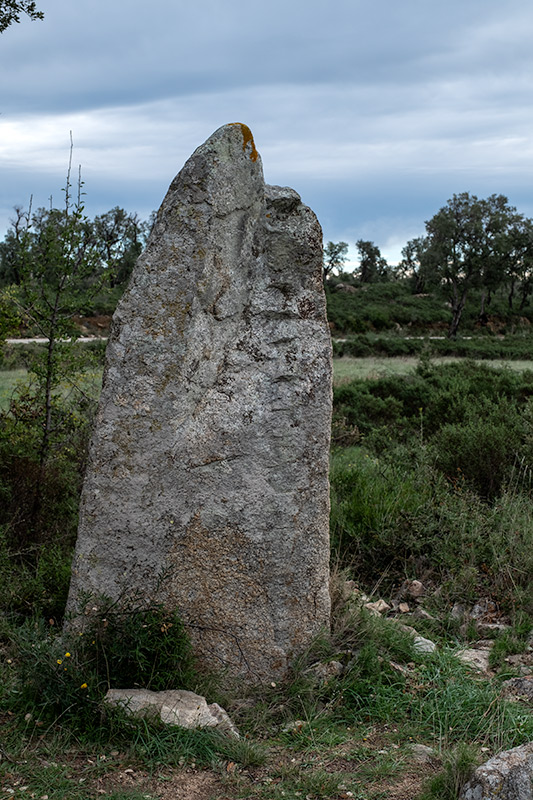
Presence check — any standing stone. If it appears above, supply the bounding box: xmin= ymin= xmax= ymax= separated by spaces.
xmin=66 ymin=123 xmax=332 ymax=682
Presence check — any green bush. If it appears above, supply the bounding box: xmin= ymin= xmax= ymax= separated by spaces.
xmin=8 ymin=601 xmax=197 ymax=725
xmin=432 ymin=399 xmax=524 ymax=498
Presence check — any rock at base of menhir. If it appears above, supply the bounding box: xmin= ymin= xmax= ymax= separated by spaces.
xmin=459 ymin=742 xmax=533 ymax=800
xmin=105 ymin=689 xmax=239 ymax=737
xmin=66 ymin=123 xmax=332 ymax=684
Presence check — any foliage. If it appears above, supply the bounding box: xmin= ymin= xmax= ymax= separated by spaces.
xmin=406 ymin=193 xmax=531 ymax=337
xmin=331 ymin=361 xmax=533 ymax=609
xmin=333 ymin=331 xmax=533 ymax=360
xmin=8 ymin=603 xmax=196 ymax=722
xmin=355 ymin=239 xmax=389 ymax=283
xmin=0 ymin=0 xmax=42 ymax=32
xmin=419 ymin=744 xmax=479 ymax=800
xmin=323 ymin=240 xmax=348 ymax=280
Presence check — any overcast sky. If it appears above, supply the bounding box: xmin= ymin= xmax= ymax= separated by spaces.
xmin=1 ymin=0 xmax=533 ymax=264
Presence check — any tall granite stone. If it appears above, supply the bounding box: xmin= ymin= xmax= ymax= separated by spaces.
xmin=66 ymin=123 xmax=332 ymax=682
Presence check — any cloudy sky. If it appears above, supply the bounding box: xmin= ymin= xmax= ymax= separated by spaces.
xmin=1 ymin=0 xmax=533 ymax=265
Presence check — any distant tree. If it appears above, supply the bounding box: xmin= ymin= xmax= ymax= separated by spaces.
xmin=397 ymin=237 xmax=431 ymax=293
xmin=92 ymin=207 xmax=148 ymax=289
xmin=323 ymin=241 xmax=348 ymax=280
xmin=417 ymin=193 xmax=521 ymax=337
xmin=502 ymin=216 xmax=533 ymax=311
xmin=0 ymin=0 xmax=43 ymax=33
xmin=355 ymin=240 xmax=388 ymax=283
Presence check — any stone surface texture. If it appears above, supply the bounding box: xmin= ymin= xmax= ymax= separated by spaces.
xmin=459 ymin=742 xmax=533 ymax=800
xmin=105 ymin=689 xmax=239 ymax=737
xmin=66 ymin=123 xmax=332 ymax=682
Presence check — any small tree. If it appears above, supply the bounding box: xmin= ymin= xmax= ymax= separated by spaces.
xmin=3 ymin=144 xmax=102 ymax=489
xmin=323 ymin=240 xmax=348 ymax=280
xmin=418 ymin=193 xmax=521 ymax=337
xmin=355 ymin=240 xmax=388 ymax=283
xmin=397 ymin=237 xmax=431 ymax=293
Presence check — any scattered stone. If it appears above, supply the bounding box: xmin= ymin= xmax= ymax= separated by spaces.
xmin=477 ymin=622 xmax=510 ymax=637
xmin=407 ymin=580 xmax=426 ymax=599
xmin=456 ymin=647 xmax=493 ymax=674
xmin=451 ymin=603 xmax=467 ymax=621
xmin=502 ymin=677 xmax=533 ymax=704
xmin=364 ymin=599 xmax=391 ymax=615
xmin=334 ymin=283 xmax=357 ymax=294
xmin=505 ymin=653 xmax=533 ymax=672
xmin=305 ymin=660 xmax=344 ymax=684
xmin=282 ymin=719 xmax=307 ymax=733
xmin=398 ymin=602 xmax=411 ymax=614
xmin=105 ymin=689 xmax=239 ymax=737
xmin=470 ymin=598 xmax=497 ymax=620
xmin=409 ymin=743 xmax=436 ymax=764
xmin=398 ymin=623 xmax=437 ymax=654
xmin=389 ymin=660 xmax=410 ymax=675
xmin=343 ymin=580 xmax=357 ymax=596
xmin=413 ymin=635 xmax=437 ymax=654
xmin=459 ymin=742 xmax=533 ymax=800
xmin=412 ymin=607 xmax=435 ymax=622
xmin=66 ymin=123 xmax=332 ymax=683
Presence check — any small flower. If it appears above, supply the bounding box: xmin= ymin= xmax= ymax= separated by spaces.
xmin=56 ymin=659 xmax=63 ymax=665
xmin=80 ymin=683 xmax=88 ymax=689
xmin=65 ymin=652 xmax=71 ymax=658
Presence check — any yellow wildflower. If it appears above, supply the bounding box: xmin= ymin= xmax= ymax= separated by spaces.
xmin=56 ymin=659 xmax=62 ymax=665
xmin=80 ymin=683 xmax=88 ymax=689
xmin=65 ymin=652 xmax=71 ymax=658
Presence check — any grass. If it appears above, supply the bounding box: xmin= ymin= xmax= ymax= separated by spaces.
xmin=333 ymin=356 xmax=533 ymax=385
xmin=0 ymin=368 xmax=27 ymax=409
xmin=0 ymin=367 xmax=102 ymax=411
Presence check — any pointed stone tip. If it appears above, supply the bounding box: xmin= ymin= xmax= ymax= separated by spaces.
xmin=226 ymin=122 xmax=259 ymax=162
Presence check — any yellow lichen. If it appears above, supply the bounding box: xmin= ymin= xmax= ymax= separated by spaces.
xmin=229 ymin=122 xmax=259 ymax=162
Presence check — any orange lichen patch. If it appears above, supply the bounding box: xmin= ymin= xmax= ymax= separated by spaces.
xmin=229 ymin=122 xmax=259 ymax=162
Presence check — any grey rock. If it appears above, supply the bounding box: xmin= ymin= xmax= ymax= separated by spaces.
xmin=409 ymin=743 xmax=436 ymax=764
xmin=477 ymin=622 xmax=510 ymax=637
xmin=334 ymin=282 xmax=357 ymax=294
xmin=412 ymin=607 xmax=435 ymax=621
xmin=66 ymin=123 xmax=332 ymax=683
xmin=470 ymin=598 xmax=497 ymax=620
xmin=456 ymin=647 xmax=493 ymax=674
xmin=304 ymin=660 xmax=344 ymax=684
xmin=364 ymin=599 xmax=391 ymax=615
xmin=105 ymin=688 xmax=239 ymax=737
xmin=407 ymin=579 xmax=426 ymax=599
xmin=398 ymin=623 xmax=437 ymax=654
xmin=459 ymin=742 xmax=533 ymax=800
xmin=451 ymin=603 xmax=467 ymax=621
xmin=502 ymin=677 xmax=533 ymax=704
xmin=413 ymin=634 xmax=437 ymax=654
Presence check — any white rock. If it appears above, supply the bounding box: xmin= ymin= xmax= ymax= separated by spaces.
xmin=364 ymin=599 xmax=391 ymax=615
xmin=105 ymin=688 xmax=239 ymax=737
xmin=456 ymin=648 xmax=493 ymax=674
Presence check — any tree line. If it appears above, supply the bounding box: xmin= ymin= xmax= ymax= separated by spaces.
xmin=325 ymin=192 xmax=533 ymax=338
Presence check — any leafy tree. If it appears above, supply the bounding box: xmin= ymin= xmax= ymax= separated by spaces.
xmin=92 ymin=206 xmax=149 ymax=289
xmin=323 ymin=240 xmax=348 ymax=280
xmin=397 ymin=237 xmax=431 ymax=293
xmin=355 ymin=240 xmax=388 ymax=284
xmin=504 ymin=216 xmax=533 ymax=311
xmin=417 ymin=193 xmax=522 ymax=337
xmin=0 ymin=0 xmax=43 ymax=32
